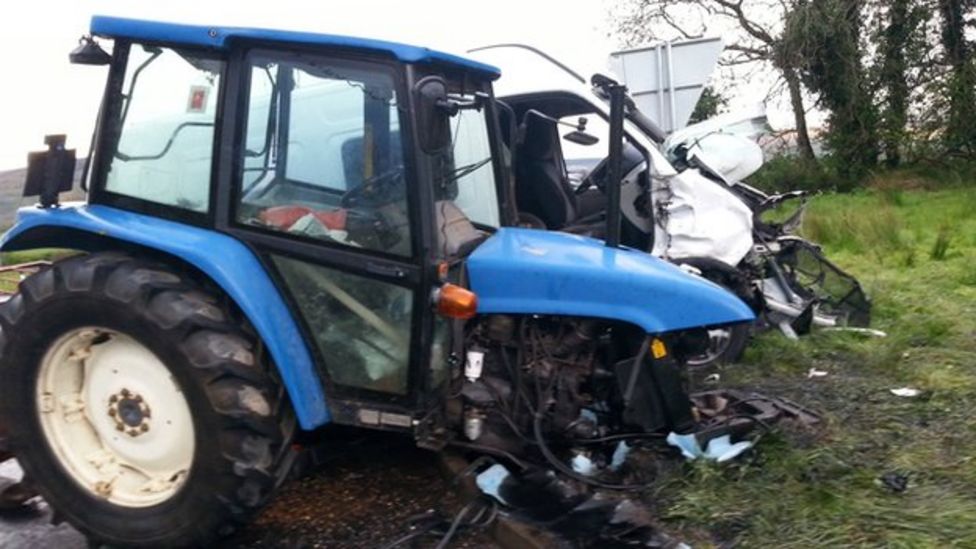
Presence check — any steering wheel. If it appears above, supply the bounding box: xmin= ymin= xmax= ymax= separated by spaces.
xmin=340 ymin=167 xmax=406 ymax=209
xmin=575 ymin=157 xmax=609 ymax=195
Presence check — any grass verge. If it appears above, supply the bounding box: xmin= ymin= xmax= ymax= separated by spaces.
xmin=651 ymin=186 xmax=976 ymax=547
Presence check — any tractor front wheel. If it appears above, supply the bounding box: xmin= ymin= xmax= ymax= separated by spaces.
xmin=0 ymin=253 xmax=294 ymax=546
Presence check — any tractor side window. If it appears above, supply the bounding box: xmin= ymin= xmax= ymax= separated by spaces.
xmin=272 ymin=255 xmax=413 ymax=394
xmin=104 ymin=45 xmax=223 ymax=213
xmin=237 ymin=55 xmax=411 ymax=257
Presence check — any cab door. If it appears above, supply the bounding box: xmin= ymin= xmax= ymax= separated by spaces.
xmin=220 ymin=47 xmax=437 ymax=428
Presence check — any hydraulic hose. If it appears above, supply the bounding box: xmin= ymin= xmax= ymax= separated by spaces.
xmin=531 ymin=411 xmax=648 ymax=491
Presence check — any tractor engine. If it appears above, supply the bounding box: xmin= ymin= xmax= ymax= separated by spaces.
xmin=448 ymin=315 xmax=696 ymax=461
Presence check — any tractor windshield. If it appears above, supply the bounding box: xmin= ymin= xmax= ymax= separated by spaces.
xmin=432 ymin=100 xmax=500 ymax=228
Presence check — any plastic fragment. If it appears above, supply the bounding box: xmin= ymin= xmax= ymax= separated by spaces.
xmin=475 ymin=463 xmax=511 ymax=504
xmin=571 ymin=453 xmax=596 ymax=476
xmin=666 ymin=432 xmax=703 ymax=460
xmin=667 ymin=432 xmax=753 ymax=462
xmin=878 ymin=471 xmax=909 ymax=492
xmin=822 ymin=327 xmax=888 ymax=338
xmin=807 ymin=368 xmax=828 ymax=378
xmin=610 ymin=442 xmax=631 ymax=471
xmin=890 ymin=387 xmax=921 ymax=397
xmin=702 ymin=435 xmax=754 ymax=463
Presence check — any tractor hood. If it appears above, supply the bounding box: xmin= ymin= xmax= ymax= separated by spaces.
xmin=467 ymin=228 xmax=754 ymax=333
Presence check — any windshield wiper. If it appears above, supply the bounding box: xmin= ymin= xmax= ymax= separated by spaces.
xmin=446 ymin=158 xmax=492 ymax=183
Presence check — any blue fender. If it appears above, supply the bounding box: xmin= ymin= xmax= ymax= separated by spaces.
xmin=0 ymin=204 xmax=329 ymax=429
xmin=467 ymin=228 xmax=755 ymax=333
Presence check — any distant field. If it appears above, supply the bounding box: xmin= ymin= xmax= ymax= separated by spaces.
xmin=0 ymin=162 xmax=87 ymax=227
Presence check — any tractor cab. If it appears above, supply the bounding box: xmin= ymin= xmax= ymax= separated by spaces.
xmin=68 ymin=17 xmax=514 ymax=427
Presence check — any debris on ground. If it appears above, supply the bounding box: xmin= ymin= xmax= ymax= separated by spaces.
xmin=822 ymin=327 xmax=888 ymax=338
xmin=666 ymin=432 xmax=753 ymax=462
xmin=690 ymin=389 xmax=822 ymax=440
xmin=474 ymin=463 xmax=689 ymax=548
xmin=808 ymin=368 xmax=829 ymax=378
xmin=877 ymin=472 xmax=910 ymax=493
xmin=0 ymin=479 xmax=37 ymax=513
xmin=889 ymin=387 xmax=921 ymax=397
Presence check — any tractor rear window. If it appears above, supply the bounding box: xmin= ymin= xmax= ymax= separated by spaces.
xmin=236 ymin=54 xmax=411 ymax=257
xmin=104 ymin=45 xmax=223 ymax=213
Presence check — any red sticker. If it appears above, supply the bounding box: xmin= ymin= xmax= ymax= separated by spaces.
xmin=187 ymin=86 xmax=209 ymax=113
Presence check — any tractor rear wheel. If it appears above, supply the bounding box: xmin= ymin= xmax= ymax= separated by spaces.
xmin=0 ymin=252 xmax=294 ymax=547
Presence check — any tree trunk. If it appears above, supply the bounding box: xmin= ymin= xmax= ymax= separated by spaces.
xmin=880 ymin=0 xmax=910 ymax=167
xmin=938 ymin=0 xmax=976 ymax=154
xmin=783 ymin=66 xmax=816 ymax=161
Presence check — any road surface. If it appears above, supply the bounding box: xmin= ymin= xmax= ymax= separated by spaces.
xmin=0 ymin=433 xmax=491 ymax=548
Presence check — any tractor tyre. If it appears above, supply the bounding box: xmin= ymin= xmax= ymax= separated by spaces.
xmin=0 ymin=252 xmax=295 ymax=547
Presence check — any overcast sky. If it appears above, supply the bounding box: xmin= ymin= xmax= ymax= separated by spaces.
xmin=0 ymin=1 xmax=784 ymax=170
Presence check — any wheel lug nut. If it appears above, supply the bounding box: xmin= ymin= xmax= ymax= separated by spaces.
xmin=108 ymin=409 xmax=116 ymax=416
xmin=109 ymin=395 xmax=118 ymax=404
xmin=121 ymin=389 xmax=130 ymax=397
xmin=116 ymin=424 xmax=124 ymax=432
xmin=140 ymin=424 xmax=149 ymax=432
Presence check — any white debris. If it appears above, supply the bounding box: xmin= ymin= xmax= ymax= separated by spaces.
xmin=666 ymin=432 xmax=754 ymax=463
xmin=807 ymin=368 xmax=829 ymax=378
xmin=890 ymin=387 xmax=921 ymax=397
xmin=570 ymin=453 xmax=596 ymax=476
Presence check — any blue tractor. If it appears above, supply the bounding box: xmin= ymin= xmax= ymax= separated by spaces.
xmin=0 ymin=17 xmax=754 ymax=546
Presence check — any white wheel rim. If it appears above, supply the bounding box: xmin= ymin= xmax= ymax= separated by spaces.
xmin=686 ymin=328 xmax=733 ymax=367
xmin=36 ymin=327 xmax=195 ymax=508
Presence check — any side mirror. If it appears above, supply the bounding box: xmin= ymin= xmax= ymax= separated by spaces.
xmin=563 ymin=130 xmax=599 ymax=146
xmin=413 ymin=76 xmax=452 ymax=154
xmin=69 ymin=36 xmax=111 ymax=66
xmin=24 ymin=135 xmax=76 ymax=208
xmin=564 ymin=116 xmax=599 ymax=146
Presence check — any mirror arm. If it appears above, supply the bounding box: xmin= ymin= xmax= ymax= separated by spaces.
xmin=520 ymin=109 xmax=588 ymax=132
xmin=437 ymin=91 xmax=489 ymax=115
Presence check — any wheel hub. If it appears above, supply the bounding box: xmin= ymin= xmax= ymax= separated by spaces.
xmin=107 ymin=389 xmax=152 ymax=436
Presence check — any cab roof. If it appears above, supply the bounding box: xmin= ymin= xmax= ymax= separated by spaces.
xmin=91 ymin=16 xmax=501 ymax=80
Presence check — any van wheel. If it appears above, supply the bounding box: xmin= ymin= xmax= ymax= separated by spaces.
xmin=678 ymin=261 xmax=752 ymax=367
xmin=684 ymin=324 xmax=749 ymax=367
xmin=0 ymin=253 xmax=294 ymax=547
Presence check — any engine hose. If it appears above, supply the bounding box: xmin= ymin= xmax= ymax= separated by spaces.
xmin=447 ymin=440 xmax=529 ymax=471
xmin=532 ymin=412 xmax=648 ymax=491
xmin=573 ymin=432 xmax=666 ymax=445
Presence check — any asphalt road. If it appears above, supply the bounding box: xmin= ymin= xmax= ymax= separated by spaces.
xmin=0 ymin=460 xmax=86 ymax=548
xmin=0 ymin=434 xmax=492 ymax=548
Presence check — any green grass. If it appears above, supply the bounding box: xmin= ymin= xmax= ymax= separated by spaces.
xmin=650 ymin=186 xmax=976 ymax=547
xmin=0 ymin=249 xmax=73 ymax=293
